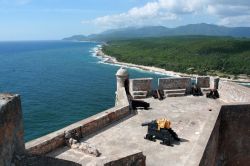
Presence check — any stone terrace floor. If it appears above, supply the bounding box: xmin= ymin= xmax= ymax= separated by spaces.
xmin=48 ymin=96 xmax=224 ymax=166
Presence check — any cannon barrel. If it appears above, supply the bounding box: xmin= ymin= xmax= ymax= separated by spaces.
xmin=141 ymin=120 xmax=156 ymax=126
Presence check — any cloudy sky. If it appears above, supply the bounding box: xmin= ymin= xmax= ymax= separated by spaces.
xmin=0 ymin=0 xmax=250 ymax=40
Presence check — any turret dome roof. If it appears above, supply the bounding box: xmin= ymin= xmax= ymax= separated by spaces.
xmin=116 ymin=67 xmax=128 ymax=77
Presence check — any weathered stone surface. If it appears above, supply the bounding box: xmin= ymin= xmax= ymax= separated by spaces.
xmin=65 ymin=132 xmax=101 ymax=157
xmin=158 ymin=77 xmax=191 ymax=90
xmin=65 ymin=131 xmax=72 ymax=140
xmin=129 ymin=78 xmax=152 ymax=99
xmin=116 ymin=67 xmax=129 ymax=94
xmin=210 ymin=77 xmax=220 ymax=89
xmin=49 ymin=96 xmax=222 ymax=166
xmin=196 ymin=76 xmax=210 ymax=88
xmin=116 ymin=87 xmax=129 ymax=106
xmin=104 ymin=151 xmax=146 ymax=166
xmin=200 ymin=103 xmax=250 ymax=166
xmin=23 ymin=79 xmax=250 ymax=166
xmin=15 ymin=154 xmax=80 ymax=166
xmin=26 ymin=132 xmax=65 ymax=156
xmin=129 ymin=78 xmax=152 ymax=92
xmin=219 ymin=81 xmax=250 ymax=103
xmin=26 ymin=91 xmax=130 ymax=156
xmin=217 ymin=104 xmax=250 ymax=166
xmin=4 ymin=67 xmax=250 ymax=166
xmin=0 ymin=94 xmax=25 ymax=166
xmin=199 ymin=113 xmax=221 ymax=166
xmin=76 ymin=142 xmax=100 ymax=157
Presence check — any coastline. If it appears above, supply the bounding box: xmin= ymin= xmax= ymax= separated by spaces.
xmin=94 ymin=45 xmax=182 ymax=77
xmin=93 ymin=45 xmax=250 ymax=84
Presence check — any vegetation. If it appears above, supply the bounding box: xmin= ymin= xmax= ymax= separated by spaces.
xmin=64 ymin=23 xmax=250 ymax=41
xmin=102 ymin=36 xmax=250 ymax=76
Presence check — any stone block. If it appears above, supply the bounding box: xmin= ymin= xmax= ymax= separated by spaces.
xmin=129 ymin=78 xmax=152 ymax=92
xmin=158 ymin=77 xmax=191 ymax=90
xmin=210 ymin=77 xmax=220 ymax=89
xmin=196 ymin=76 xmax=210 ymax=88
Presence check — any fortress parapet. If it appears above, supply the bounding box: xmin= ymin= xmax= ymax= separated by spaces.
xmin=129 ymin=78 xmax=153 ymax=99
xmin=1 ymin=68 xmax=250 ymax=166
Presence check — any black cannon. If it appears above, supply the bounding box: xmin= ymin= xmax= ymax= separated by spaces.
xmin=142 ymin=119 xmax=180 ymax=146
xmin=131 ymin=99 xmax=150 ymax=110
xmin=206 ymin=89 xmax=219 ymax=99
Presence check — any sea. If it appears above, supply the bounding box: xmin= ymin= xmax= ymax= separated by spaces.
xmin=0 ymin=41 xmax=168 ymax=142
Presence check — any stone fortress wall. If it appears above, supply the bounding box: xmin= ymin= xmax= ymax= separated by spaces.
xmin=200 ymin=103 xmax=250 ymax=166
xmin=130 ymin=76 xmax=217 ymax=92
xmin=1 ymin=67 xmax=250 ymax=166
xmin=0 ymin=67 xmax=146 ymax=166
xmin=129 ymin=75 xmax=250 ymax=166
xmin=130 ymin=76 xmax=218 ymax=98
xmin=129 ymin=78 xmax=153 ymax=99
xmin=198 ymin=80 xmax=250 ymax=166
xmin=129 ymin=78 xmax=153 ymax=92
xmin=218 ymin=81 xmax=250 ymax=103
xmin=158 ymin=77 xmax=192 ymax=90
xmin=0 ymin=94 xmax=24 ymax=166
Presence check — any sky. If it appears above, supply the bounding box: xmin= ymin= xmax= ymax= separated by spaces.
xmin=0 ymin=0 xmax=250 ymax=41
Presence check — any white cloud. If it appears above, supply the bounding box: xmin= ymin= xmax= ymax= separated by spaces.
xmin=206 ymin=3 xmax=250 ymax=26
xmin=159 ymin=0 xmax=204 ymax=14
xmin=218 ymin=15 xmax=250 ymax=27
xmin=82 ymin=0 xmax=250 ymax=28
xmin=83 ymin=2 xmax=175 ymax=28
xmin=207 ymin=5 xmax=250 ymax=17
xmin=83 ymin=0 xmax=203 ymax=28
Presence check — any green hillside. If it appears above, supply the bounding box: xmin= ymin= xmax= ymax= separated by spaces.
xmin=64 ymin=24 xmax=250 ymax=41
xmin=102 ymin=36 xmax=250 ymax=76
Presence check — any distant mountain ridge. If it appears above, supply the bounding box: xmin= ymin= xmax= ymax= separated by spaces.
xmin=63 ymin=23 xmax=250 ymax=41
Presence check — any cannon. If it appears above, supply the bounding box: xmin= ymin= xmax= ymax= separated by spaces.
xmin=142 ymin=118 xmax=180 ymax=146
xmin=206 ymin=89 xmax=219 ymax=99
xmin=131 ymin=100 xmax=150 ymax=110
xmin=152 ymin=89 xmax=164 ymax=100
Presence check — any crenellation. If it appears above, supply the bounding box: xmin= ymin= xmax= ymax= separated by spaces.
xmin=196 ymin=76 xmax=210 ymax=88
xmin=158 ymin=77 xmax=192 ymax=90
xmin=129 ymin=78 xmax=153 ymax=99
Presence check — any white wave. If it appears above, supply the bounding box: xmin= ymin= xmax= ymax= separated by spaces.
xmin=90 ymin=44 xmax=174 ymax=77
xmin=89 ymin=45 xmax=100 ymax=57
xmin=98 ymin=61 xmax=169 ymax=76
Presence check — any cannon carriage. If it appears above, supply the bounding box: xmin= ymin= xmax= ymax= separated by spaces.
xmin=142 ymin=118 xmax=180 ymax=146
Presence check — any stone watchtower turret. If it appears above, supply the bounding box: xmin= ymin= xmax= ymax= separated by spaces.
xmin=116 ymin=67 xmax=129 ymax=91
xmin=115 ymin=67 xmax=129 ymax=106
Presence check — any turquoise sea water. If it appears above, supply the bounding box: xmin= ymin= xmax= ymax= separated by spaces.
xmin=0 ymin=41 xmax=168 ymax=141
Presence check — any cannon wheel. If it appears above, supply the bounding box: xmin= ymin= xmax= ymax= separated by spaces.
xmin=161 ymin=138 xmax=171 ymax=146
xmin=145 ymin=134 xmax=154 ymax=141
xmin=168 ymin=128 xmax=180 ymax=141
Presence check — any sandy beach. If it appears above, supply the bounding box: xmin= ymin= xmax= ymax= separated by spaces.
xmin=96 ymin=47 xmax=184 ymax=77
xmin=94 ymin=45 xmax=250 ymax=84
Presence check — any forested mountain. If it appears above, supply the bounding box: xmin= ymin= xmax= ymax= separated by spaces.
xmin=102 ymin=36 xmax=250 ymax=76
xmin=63 ymin=23 xmax=250 ymax=41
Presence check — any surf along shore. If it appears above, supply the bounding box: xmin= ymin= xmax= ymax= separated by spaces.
xmin=94 ymin=44 xmax=250 ymax=84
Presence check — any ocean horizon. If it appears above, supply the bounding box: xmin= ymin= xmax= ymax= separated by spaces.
xmin=0 ymin=40 xmax=168 ymax=141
